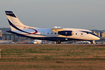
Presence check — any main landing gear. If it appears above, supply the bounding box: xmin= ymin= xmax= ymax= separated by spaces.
xmin=55 ymin=41 xmax=61 ymax=44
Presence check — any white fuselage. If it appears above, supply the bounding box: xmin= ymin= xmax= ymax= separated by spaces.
xmin=12 ymin=27 xmax=100 ymax=41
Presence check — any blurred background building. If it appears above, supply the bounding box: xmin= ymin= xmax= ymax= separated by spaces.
xmin=0 ymin=28 xmax=33 ymax=42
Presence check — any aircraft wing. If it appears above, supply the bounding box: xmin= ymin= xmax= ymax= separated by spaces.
xmin=51 ymin=28 xmax=64 ymax=32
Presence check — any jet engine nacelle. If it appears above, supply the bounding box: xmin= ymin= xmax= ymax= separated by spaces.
xmin=58 ymin=31 xmax=73 ymax=36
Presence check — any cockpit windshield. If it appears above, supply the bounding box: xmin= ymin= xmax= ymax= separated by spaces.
xmin=82 ymin=31 xmax=95 ymax=35
xmin=87 ymin=32 xmax=94 ymax=34
xmin=81 ymin=31 xmax=99 ymax=38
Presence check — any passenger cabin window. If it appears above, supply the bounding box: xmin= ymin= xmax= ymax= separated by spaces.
xmin=81 ymin=33 xmax=83 ymax=35
xmin=76 ymin=33 xmax=77 ymax=35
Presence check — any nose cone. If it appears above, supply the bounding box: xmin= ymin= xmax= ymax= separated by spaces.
xmin=96 ymin=37 xmax=100 ymax=40
xmin=91 ymin=33 xmax=100 ymax=40
xmin=94 ymin=36 xmax=100 ymax=40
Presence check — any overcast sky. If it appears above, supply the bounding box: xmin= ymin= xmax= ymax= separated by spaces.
xmin=0 ymin=0 xmax=105 ymax=30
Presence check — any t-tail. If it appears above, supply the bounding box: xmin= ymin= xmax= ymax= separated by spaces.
xmin=5 ymin=11 xmax=33 ymax=31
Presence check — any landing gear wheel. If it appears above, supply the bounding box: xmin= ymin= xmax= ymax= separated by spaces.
xmin=55 ymin=41 xmax=61 ymax=44
xmin=91 ymin=40 xmax=96 ymax=44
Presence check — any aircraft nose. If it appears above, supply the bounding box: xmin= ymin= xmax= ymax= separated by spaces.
xmin=92 ymin=34 xmax=100 ymax=40
xmin=95 ymin=36 xmax=100 ymax=40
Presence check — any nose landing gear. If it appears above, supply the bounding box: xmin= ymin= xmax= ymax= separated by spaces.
xmin=91 ymin=40 xmax=96 ymax=44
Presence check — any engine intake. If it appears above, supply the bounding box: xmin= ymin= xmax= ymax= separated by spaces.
xmin=58 ymin=31 xmax=73 ymax=36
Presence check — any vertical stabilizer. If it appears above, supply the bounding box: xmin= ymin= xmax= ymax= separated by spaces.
xmin=5 ymin=11 xmax=28 ymax=31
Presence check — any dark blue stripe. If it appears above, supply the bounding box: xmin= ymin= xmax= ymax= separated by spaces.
xmin=81 ymin=31 xmax=100 ymax=38
xmin=5 ymin=11 xmax=16 ymax=17
xmin=58 ymin=31 xmax=72 ymax=36
xmin=5 ymin=11 xmax=13 ymax=14
xmin=8 ymin=19 xmax=32 ymax=34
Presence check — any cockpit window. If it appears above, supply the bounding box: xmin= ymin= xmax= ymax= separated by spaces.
xmin=81 ymin=31 xmax=94 ymax=34
xmin=87 ymin=32 xmax=93 ymax=34
xmin=81 ymin=31 xmax=100 ymax=38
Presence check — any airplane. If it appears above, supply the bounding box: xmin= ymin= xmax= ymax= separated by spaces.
xmin=5 ymin=11 xmax=100 ymax=44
